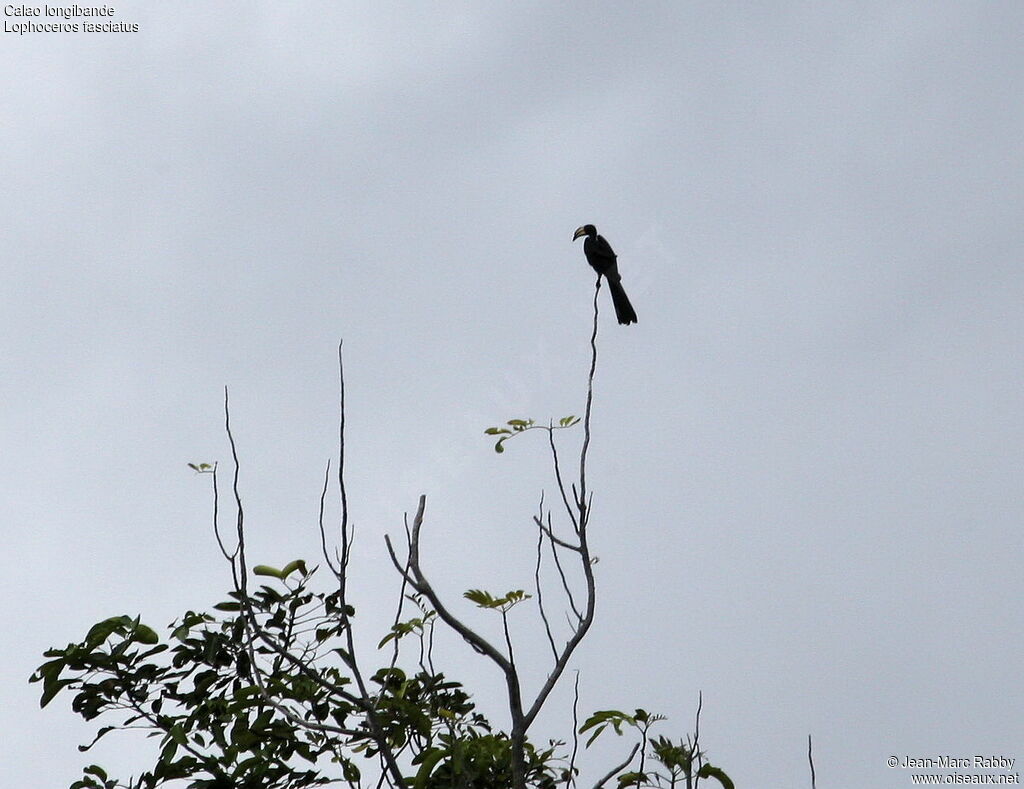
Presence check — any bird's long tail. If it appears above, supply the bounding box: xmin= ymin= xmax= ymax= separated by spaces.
xmin=608 ymin=279 xmax=637 ymax=325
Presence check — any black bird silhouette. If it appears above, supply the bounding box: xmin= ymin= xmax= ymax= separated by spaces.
xmin=573 ymin=224 xmax=637 ymax=325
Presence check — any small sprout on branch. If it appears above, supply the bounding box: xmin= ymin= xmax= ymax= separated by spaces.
xmin=186 ymin=462 xmax=215 ymax=473
xmin=463 ymin=588 xmax=532 ymax=612
xmin=484 ymin=415 xmax=579 ymax=453
xmin=377 ymin=609 xmax=436 ymax=649
xmin=251 ymin=559 xmax=308 ymax=580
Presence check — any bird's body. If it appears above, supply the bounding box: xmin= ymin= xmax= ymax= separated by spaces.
xmin=573 ymin=224 xmax=637 ymax=325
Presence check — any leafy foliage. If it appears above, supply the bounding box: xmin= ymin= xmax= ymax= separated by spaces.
xmin=33 ymin=566 xmax=731 ymax=788
xmin=581 ymin=708 xmax=733 ymax=789
xmin=31 ymin=568 xmax=566 ymax=788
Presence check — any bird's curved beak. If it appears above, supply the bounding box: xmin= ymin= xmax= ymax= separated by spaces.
xmin=572 ymin=226 xmax=587 ymax=241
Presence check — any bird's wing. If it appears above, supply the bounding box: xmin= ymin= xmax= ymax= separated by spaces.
xmin=585 ymin=236 xmax=616 ymax=261
xmin=583 ymin=235 xmax=616 ymax=276
xmin=592 ymin=235 xmax=617 ymax=260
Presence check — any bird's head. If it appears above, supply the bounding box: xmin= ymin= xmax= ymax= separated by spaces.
xmin=572 ymin=224 xmax=597 ymax=241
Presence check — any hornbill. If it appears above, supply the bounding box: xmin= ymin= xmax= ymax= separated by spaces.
xmin=573 ymin=224 xmax=637 ymax=325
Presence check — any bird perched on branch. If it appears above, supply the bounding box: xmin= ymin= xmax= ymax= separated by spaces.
xmin=573 ymin=224 xmax=637 ymax=325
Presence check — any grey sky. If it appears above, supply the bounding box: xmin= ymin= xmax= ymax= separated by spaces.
xmin=4 ymin=2 xmax=1022 ymax=786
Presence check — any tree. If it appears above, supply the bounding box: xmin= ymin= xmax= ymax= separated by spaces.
xmin=32 ymin=280 xmax=733 ymax=789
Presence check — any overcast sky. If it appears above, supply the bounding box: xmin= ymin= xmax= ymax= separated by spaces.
xmin=3 ymin=2 xmax=1022 ymax=787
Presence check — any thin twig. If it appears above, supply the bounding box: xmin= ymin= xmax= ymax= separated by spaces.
xmin=592 ymin=744 xmax=640 ymax=789
xmin=224 ymin=387 xmax=247 ymax=599
xmin=548 ymin=425 xmax=579 ymax=532
xmin=691 ymin=691 xmax=704 ymax=789
xmin=318 ymin=459 xmax=341 ymax=576
xmin=209 ymin=462 xmax=236 ymax=561
xmin=534 ymin=514 xmax=559 ymax=661
xmin=567 ymin=670 xmax=581 ymax=787
xmin=534 ymin=515 xmax=583 ymax=552
xmin=693 ymin=691 xmax=702 ymax=760
xmin=502 ymin=610 xmax=516 ymax=669
xmin=577 ymin=278 xmax=601 ymax=518
xmin=808 ymin=734 xmax=817 ymax=789
xmin=337 ymin=340 xmax=351 ymax=604
xmin=542 ymin=510 xmax=584 ymax=621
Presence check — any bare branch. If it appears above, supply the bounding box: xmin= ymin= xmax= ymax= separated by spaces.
xmin=518 ymin=286 xmax=602 ymax=729
xmin=394 ymin=496 xmax=516 ymax=676
xmin=389 ymin=495 xmax=532 ymax=787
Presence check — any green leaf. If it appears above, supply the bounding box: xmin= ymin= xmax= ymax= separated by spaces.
xmin=134 ymin=624 xmax=159 ymax=645
xmin=280 ymin=559 xmax=308 ymax=579
xmin=32 ymin=656 xmax=67 ymax=690
xmin=253 ymin=565 xmax=283 ymax=579
xmin=342 ymin=760 xmax=361 ymax=782
xmin=463 ymin=589 xmax=497 ymax=608
xmin=580 ymin=709 xmax=635 ymax=745
xmin=413 ymin=748 xmax=447 ymax=789
xmin=39 ymin=677 xmax=75 ymax=708
xmin=85 ymin=616 xmax=131 ymax=648
xmin=698 ymin=764 xmax=735 ymax=789
xmin=160 ymin=736 xmax=178 ymax=763
xmin=78 ymin=726 xmax=117 ymax=752
xmin=168 ymin=723 xmax=187 ymax=746
xmin=83 ymin=765 xmax=108 ymax=780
